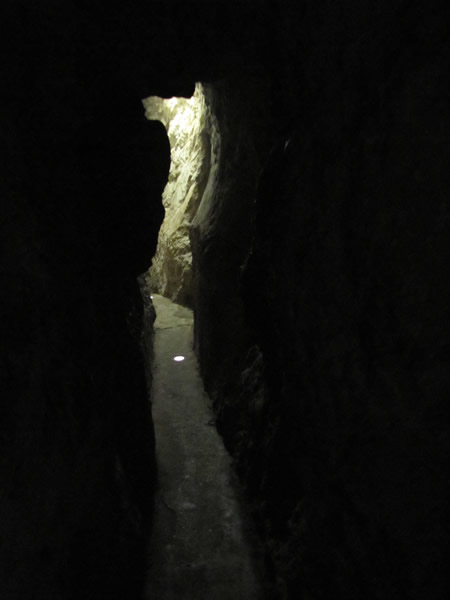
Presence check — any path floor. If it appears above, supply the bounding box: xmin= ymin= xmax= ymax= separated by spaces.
xmin=144 ymin=294 xmax=267 ymax=600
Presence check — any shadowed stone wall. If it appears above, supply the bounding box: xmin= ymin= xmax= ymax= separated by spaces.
xmin=0 ymin=3 xmax=169 ymax=599
xmin=190 ymin=77 xmax=272 ymax=416
xmin=189 ymin=2 xmax=450 ymax=599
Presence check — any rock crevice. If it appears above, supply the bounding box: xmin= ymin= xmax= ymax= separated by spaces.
xmin=144 ymin=84 xmax=212 ymax=307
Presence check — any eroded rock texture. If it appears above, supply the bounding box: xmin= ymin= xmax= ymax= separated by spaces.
xmin=144 ymin=84 xmax=211 ymax=307
xmin=189 ymin=2 xmax=450 ymax=600
xmin=190 ymin=78 xmax=272 ymax=411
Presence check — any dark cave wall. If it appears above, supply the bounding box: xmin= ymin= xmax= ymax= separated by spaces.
xmin=0 ymin=100 xmax=158 ymax=600
xmin=0 ymin=3 xmax=170 ymax=598
xmin=192 ymin=2 xmax=449 ymax=599
xmin=190 ymin=78 xmax=272 ymax=415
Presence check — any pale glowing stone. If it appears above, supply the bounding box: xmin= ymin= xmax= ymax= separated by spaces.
xmin=173 ymin=355 xmax=185 ymax=362
xmin=142 ymin=83 xmax=210 ymax=304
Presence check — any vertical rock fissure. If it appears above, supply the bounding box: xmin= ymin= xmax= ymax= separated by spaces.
xmin=143 ymin=84 xmax=212 ymax=308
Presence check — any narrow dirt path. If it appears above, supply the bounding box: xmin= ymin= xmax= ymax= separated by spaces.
xmin=144 ymin=294 xmax=267 ymax=600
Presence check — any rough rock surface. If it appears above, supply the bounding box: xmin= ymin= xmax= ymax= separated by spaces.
xmin=0 ymin=3 xmax=170 ymax=598
xmin=189 ymin=3 xmax=449 ymax=600
xmin=144 ymin=84 xmax=212 ymax=307
xmin=190 ymin=77 xmax=272 ymax=414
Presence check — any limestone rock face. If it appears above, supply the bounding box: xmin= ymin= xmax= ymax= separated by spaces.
xmin=144 ymin=84 xmax=211 ymax=307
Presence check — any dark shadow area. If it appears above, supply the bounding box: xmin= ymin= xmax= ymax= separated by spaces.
xmin=1 ymin=1 xmax=448 ymax=599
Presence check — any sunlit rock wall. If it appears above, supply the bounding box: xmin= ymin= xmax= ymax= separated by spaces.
xmin=144 ymin=84 xmax=211 ymax=307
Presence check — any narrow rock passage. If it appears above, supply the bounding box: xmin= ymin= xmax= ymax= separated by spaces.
xmin=144 ymin=295 xmax=267 ymax=600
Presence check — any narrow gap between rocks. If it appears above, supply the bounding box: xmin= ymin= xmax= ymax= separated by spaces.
xmin=142 ymin=83 xmax=210 ymax=309
xmin=144 ymin=294 xmax=267 ymax=599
